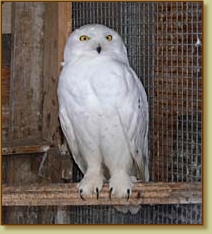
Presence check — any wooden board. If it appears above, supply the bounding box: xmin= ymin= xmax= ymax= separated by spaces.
xmin=2 ymin=144 xmax=50 ymax=156
xmin=2 ymin=182 xmax=202 ymax=206
xmin=2 ymin=2 xmax=12 ymax=34
xmin=42 ymin=2 xmax=71 ymax=145
xmin=9 ymin=2 xmax=45 ymax=142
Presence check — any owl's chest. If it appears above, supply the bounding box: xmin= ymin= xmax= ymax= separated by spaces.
xmin=66 ymin=58 xmax=128 ymax=98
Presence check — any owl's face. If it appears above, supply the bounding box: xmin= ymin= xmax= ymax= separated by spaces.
xmin=64 ymin=24 xmax=128 ymax=64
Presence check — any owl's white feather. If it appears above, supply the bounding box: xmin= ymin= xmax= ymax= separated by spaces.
xmin=57 ymin=24 xmax=149 ymax=213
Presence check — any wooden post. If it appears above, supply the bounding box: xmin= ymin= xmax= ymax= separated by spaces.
xmin=42 ymin=2 xmax=71 ymax=145
xmin=42 ymin=3 xmax=72 ymax=223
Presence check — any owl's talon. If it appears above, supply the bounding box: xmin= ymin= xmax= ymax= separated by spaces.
xmin=96 ymin=187 xmax=99 ymax=200
xmin=109 ymin=187 xmax=113 ymax=200
xmin=127 ymin=189 xmax=130 ymax=201
xmin=79 ymin=189 xmax=85 ymax=200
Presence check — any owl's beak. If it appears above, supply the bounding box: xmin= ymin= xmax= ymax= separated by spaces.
xmin=96 ymin=45 xmax=102 ymax=54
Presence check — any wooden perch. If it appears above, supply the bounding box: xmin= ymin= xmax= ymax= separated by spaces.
xmin=2 ymin=182 xmax=202 ymax=206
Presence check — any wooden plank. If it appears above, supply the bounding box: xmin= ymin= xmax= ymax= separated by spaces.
xmin=2 ymin=2 xmax=12 ymax=34
xmin=2 ymin=182 xmax=202 ymax=206
xmin=42 ymin=2 xmax=59 ymax=144
xmin=2 ymin=144 xmax=50 ymax=156
xmin=57 ymin=3 xmax=72 ymax=224
xmin=42 ymin=2 xmax=71 ymax=145
xmin=58 ymin=2 xmax=72 ymax=74
xmin=1 ymin=66 xmax=10 ymax=106
xmin=9 ymin=2 xmax=45 ymax=142
xmin=41 ymin=3 xmax=72 ymax=223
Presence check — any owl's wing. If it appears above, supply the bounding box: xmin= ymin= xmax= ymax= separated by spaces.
xmin=117 ymin=67 xmax=149 ymax=181
xmin=59 ymin=107 xmax=87 ymax=174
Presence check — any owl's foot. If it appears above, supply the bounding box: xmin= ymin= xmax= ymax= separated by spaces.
xmin=109 ymin=172 xmax=133 ymax=199
xmin=77 ymin=172 xmax=104 ymax=199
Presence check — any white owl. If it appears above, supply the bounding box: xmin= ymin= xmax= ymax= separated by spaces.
xmin=57 ymin=24 xmax=149 ymax=211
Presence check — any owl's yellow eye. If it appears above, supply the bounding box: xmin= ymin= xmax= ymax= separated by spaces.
xmin=106 ymin=35 xmax=113 ymax=41
xmin=79 ymin=35 xmax=90 ymax=41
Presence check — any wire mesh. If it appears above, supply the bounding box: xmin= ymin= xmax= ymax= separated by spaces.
xmin=71 ymin=1 xmax=202 ymax=224
xmin=153 ymin=2 xmax=202 ymax=183
xmin=2 ymin=203 xmax=202 ymax=224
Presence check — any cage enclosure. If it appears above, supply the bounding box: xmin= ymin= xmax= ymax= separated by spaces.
xmin=2 ymin=2 xmax=202 ymax=224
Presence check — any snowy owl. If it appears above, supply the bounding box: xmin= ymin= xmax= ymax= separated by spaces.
xmin=57 ymin=24 xmax=149 ymax=212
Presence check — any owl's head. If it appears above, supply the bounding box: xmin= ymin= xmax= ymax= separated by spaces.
xmin=63 ymin=24 xmax=129 ymax=64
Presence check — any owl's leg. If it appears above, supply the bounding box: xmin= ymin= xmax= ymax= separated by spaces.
xmin=103 ymin=141 xmax=134 ymax=198
xmin=77 ymin=165 xmax=104 ymax=199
